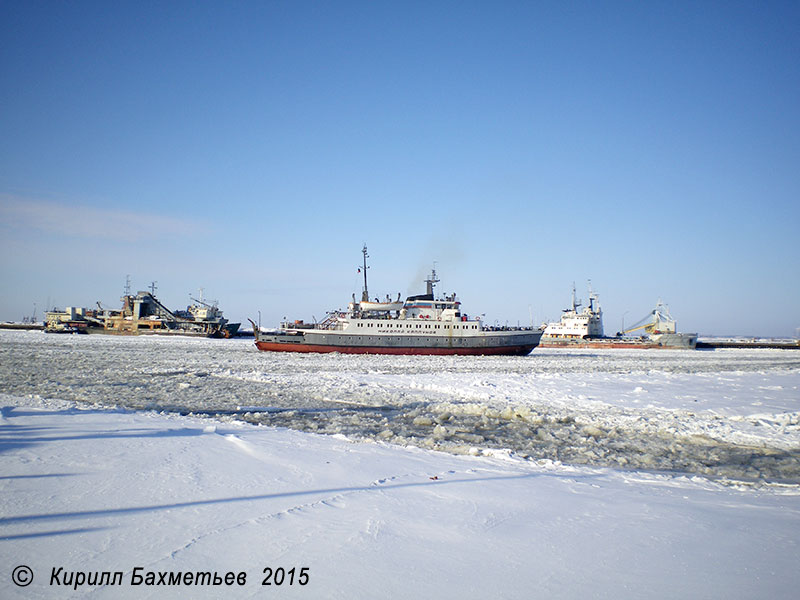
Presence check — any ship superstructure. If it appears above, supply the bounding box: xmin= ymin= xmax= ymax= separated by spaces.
xmin=252 ymin=246 xmax=542 ymax=355
xmin=542 ymin=284 xmax=603 ymax=339
xmin=173 ymin=289 xmax=241 ymax=336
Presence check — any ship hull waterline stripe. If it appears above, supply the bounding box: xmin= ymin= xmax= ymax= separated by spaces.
xmin=539 ymin=341 xmax=695 ymax=349
xmin=254 ymin=341 xmax=536 ymax=356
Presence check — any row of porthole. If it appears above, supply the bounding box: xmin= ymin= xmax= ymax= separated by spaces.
xmin=357 ymin=323 xmax=479 ymax=330
xmin=345 ymin=337 xmax=466 ymax=343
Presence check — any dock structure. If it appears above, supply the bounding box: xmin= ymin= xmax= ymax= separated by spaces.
xmin=0 ymin=322 xmax=44 ymax=331
xmin=39 ymin=286 xmax=239 ymax=338
xmin=696 ymin=339 xmax=800 ymax=350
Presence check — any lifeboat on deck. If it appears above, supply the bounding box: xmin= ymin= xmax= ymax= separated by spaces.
xmin=359 ymin=301 xmax=404 ymax=312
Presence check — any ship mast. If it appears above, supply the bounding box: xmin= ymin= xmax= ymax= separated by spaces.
xmin=361 ymin=244 xmax=369 ymax=302
xmin=570 ymin=282 xmax=581 ymax=311
xmin=587 ymin=279 xmax=596 ymax=312
xmin=425 ymin=263 xmax=440 ymax=297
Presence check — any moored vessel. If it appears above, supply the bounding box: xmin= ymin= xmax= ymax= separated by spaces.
xmin=539 ymin=284 xmax=697 ymax=349
xmin=252 ymin=246 xmax=542 ymax=355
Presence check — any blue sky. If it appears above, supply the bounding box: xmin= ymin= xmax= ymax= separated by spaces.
xmin=1 ymin=1 xmax=798 ymax=336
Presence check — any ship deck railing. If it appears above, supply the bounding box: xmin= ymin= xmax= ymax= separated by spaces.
xmin=316 ymin=313 xmax=344 ymax=330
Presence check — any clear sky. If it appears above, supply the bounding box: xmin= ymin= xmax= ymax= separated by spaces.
xmin=1 ymin=1 xmax=798 ymax=337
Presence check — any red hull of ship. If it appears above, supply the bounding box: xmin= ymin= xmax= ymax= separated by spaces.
xmin=539 ymin=340 xmax=664 ymax=349
xmin=254 ymin=341 xmax=535 ymax=356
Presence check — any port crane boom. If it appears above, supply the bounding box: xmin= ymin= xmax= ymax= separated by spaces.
xmin=623 ymin=301 xmax=677 ymax=335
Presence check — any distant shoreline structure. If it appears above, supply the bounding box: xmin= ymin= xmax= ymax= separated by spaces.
xmin=2 ymin=323 xmax=798 ymax=349
xmin=0 ymin=322 xmax=43 ymax=331
xmin=2 ymin=282 xmax=240 ymax=338
xmin=695 ymin=337 xmax=800 ymax=350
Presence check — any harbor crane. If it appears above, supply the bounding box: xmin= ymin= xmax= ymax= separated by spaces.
xmin=623 ymin=301 xmax=677 ymax=335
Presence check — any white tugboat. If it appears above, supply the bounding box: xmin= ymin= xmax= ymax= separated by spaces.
xmin=540 ymin=284 xmax=697 ymax=349
xmin=251 ymin=246 xmax=543 ymax=355
xmin=174 ymin=289 xmax=241 ymax=337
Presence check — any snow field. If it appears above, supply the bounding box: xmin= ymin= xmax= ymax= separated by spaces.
xmin=1 ymin=398 xmax=799 ymax=599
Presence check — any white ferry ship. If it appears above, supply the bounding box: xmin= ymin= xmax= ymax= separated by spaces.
xmin=251 ymin=246 xmax=542 ymax=355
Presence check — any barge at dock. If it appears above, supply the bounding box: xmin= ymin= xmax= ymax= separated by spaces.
xmin=252 ymin=246 xmax=542 ymax=356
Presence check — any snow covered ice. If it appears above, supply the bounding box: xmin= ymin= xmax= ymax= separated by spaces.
xmin=1 ymin=330 xmax=800 ymax=598
xmin=3 ymin=331 xmax=798 ymax=483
